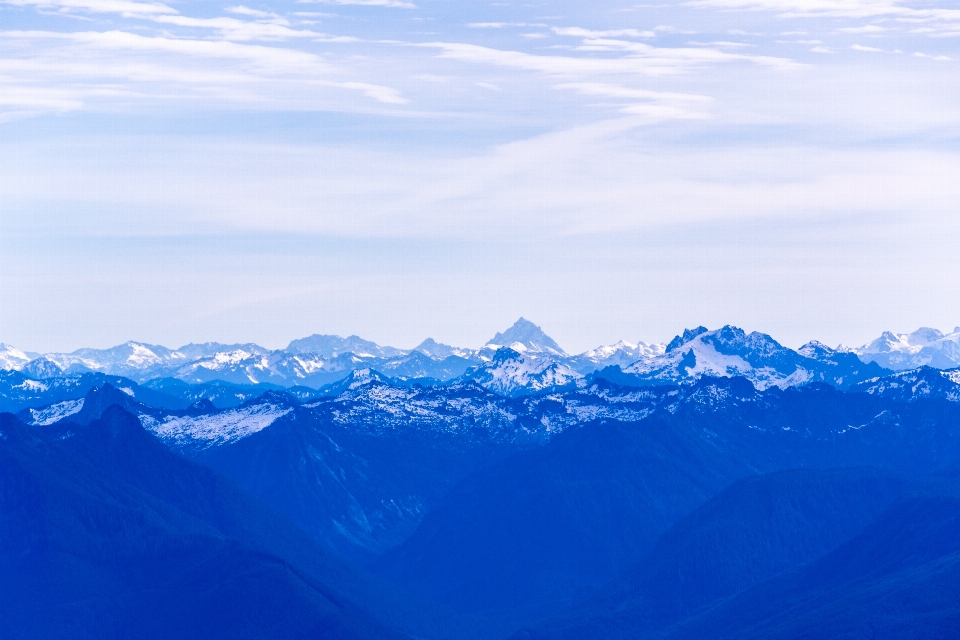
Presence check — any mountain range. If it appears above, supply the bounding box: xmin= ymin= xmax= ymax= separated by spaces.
xmin=5 ymin=320 xmax=960 ymax=639
xmin=4 ymin=319 xmax=960 ymax=394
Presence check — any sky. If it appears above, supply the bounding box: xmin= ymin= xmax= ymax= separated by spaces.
xmin=1 ymin=0 xmax=960 ymax=354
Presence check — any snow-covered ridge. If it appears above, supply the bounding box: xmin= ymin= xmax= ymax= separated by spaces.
xmin=464 ymin=348 xmax=584 ymax=397
xmin=850 ymin=366 xmax=960 ymax=403
xmin=141 ymin=403 xmax=293 ymax=447
xmin=5 ymin=321 xmax=960 ymax=394
xmin=0 ymin=344 xmax=31 ymax=371
xmin=28 ymin=399 xmax=85 ymax=426
xmin=854 ymin=327 xmax=960 ymax=371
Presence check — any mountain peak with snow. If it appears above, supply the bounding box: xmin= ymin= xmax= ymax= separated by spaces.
xmin=797 ymin=340 xmax=835 ymax=360
xmin=484 ymin=318 xmax=566 ymax=357
xmin=855 ymin=327 xmax=960 ymax=370
xmin=0 ymin=344 xmax=30 ymax=371
xmin=666 ymin=327 xmax=709 ymax=352
xmin=463 ymin=347 xmax=582 ymax=396
xmin=286 ymin=334 xmax=406 ymax=359
xmin=413 ymin=338 xmax=473 ymax=360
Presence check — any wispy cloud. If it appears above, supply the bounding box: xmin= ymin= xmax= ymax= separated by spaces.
xmin=556 ymin=82 xmax=713 ymax=120
xmin=913 ymin=51 xmax=952 ymax=60
xmin=552 ymin=26 xmax=656 ymax=38
xmin=225 ymin=6 xmax=280 ymax=19
xmin=296 ymin=0 xmax=416 ymax=8
xmin=835 ymin=24 xmax=889 ymax=33
xmin=2 ymin=0 xmax=175 ymax=15
xmin=467 ymin=22 xmax=526 ymax=28
xmin=0 ymin=29 xmax=407 ymax=121
xmin=686 ymin=0 xmax=960 ymax=37
xmin=421 ymin=40 xmax=798 ymax=79
xmin=851 ymin=43 xmax=883 ymax=51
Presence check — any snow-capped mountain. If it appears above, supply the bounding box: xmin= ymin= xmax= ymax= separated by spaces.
xmin=854 ymin=327 xmax=960 ymax=370
xmin=413 ymin=338 xmax=476 ymax=360
xmin=462 ymin=347 xmax=583 ymax=396
xmin=20 ymin=341 xmax=269 ymax=379
xmin=19 ymin=357 xmax=63 ymax=379
xmin=39 ymin=341 xmax=187 ymax=376
xmin=286 ymin=333 xmax=407 ymax=358
xmin=171 ymin=349 xmax=325 ymax=386
xmin=0 ymin=369 xmax=188 ymax=414
xmin=15 ymin=319 xmax=960 ymax=395
xmin=850 ymin=366 xmax=960 ymax=403
xmin=0 ymin=344 xmax=31 ymax=371
xmin=481 ymin=317 xmax=567 ymax=358
xmin=568 ymin=339 xmax=665 ymax=373
xmin=622 ymin=325 xmax=888 ymax=390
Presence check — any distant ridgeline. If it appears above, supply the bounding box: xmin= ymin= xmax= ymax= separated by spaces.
xmin=3 ymin=319 xmax=960 ymax=394
xmin=3 ymin=320 xmax=960 ymax=639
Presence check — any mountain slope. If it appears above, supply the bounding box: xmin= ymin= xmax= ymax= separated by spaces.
xmin=374 ymin=408 xmax=758 ymax=619
xmin=0 ymin=370 xmax=188 ymax=414
xmin=374 ymin=378 xmax=960 ymax=626
xmin=516 ymin=467 xmax=917 ymax=640
xmin=483 ymin=318 xmax=567 ymax=357
xmin=855 ymin=327 xmax=960 ymax=370
xmin=0 ymin=407 xmax=466 ymax=640
xmin=0 ymin=343 xmax=32 ymax=370
xmin=623 ymin=325 xmax=889 ymax=389
xmin=850 ymin=366 xmax=960 ymax=402
xmin=661 ymin=489 xmax=960 ymax=640
xmin=461 ymin=347 xmax=583 ymax=396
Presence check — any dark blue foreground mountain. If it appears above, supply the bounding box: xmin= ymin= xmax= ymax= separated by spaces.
xmin=374 ymin=377 xmax=960 ymax=627
xmin=0 ymin=407 xmax=470 ymax=640
xmin=7 ymin=368 xmax=960 ymax=639
xmin=43 ymin=373 xmax=674 ymax=563
xmin=513 ymin=467 xmax=923 ymax=639
xmin=659 ymin=487 xmax=960 ymax=640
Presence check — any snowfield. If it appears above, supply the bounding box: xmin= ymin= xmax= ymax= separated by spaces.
xmin=141 ymin=403 xmax=292 ymax=447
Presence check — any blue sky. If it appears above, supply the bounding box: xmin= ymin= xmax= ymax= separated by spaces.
xmin=2 ymin=0 xmax=960 ymax=353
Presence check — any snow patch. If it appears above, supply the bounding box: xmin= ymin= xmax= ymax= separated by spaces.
xmin=141 ymin=404 xmax=292 ymax=446
xmin=15 ymin=379 xmax=48 ymax=392
xmin=29 ymin=399 xmax=85 ymax=426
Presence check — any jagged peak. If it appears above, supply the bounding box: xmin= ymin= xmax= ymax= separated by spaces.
xmin=666 ymin=326 xmax=709 ymax=352
xmin=485 ymin=318 xmax=566 ymax=356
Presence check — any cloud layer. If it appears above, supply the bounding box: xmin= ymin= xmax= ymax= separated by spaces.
xmin=2 ymin=0 xmax=959 ymax=350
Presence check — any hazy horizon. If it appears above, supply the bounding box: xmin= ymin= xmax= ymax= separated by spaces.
xmin=5 ymin=318 xmax=960 ymax=357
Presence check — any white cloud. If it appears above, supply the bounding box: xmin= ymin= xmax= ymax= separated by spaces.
xmin=2 ymin=0 xmax=174 ymax=15
xmin=151 ymin=15 xmax=330 ymax=41
xmin=0 ymin=29 xmax=407 ymax=120
xmin=686 ymin=0 xmax=960 ymax=37
xmin=555 ymin=82 xmax=713 ymax=121
xmin=467 ymin=22 xmax=526 ymax=28
xmin=7 ymin=124 xmax=960 ymax=241
xmin=835 ymin=24 xmax=889 ymax=32
xmin=555 ymin=82 xmax=711 ymax=102
xmin=338 ymin=81 xmax=408 ymax=103
xmin=2 ymin=0 xmax=364 ymax=41
xmin=851 ymin=43 xmax=883 ymax=51
xmin=810 ymin=46 xmax=834 ymax=53
xmin=913 ymin=51 xmax=952 ymax=60
xmin=552 ymin=26 xmax=656 ymax=38
xmin=688 ymin=40 xmax=756 ymax=47
xmin=225 ymin=6 xmax=278 ymax=18
xmin=296 ymin=0 xmax=416 ymax=8
xmin=475 ymin=81 xmax=503 ymax=91
xmin=420 ymin=41 xmax=798 ymax=79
